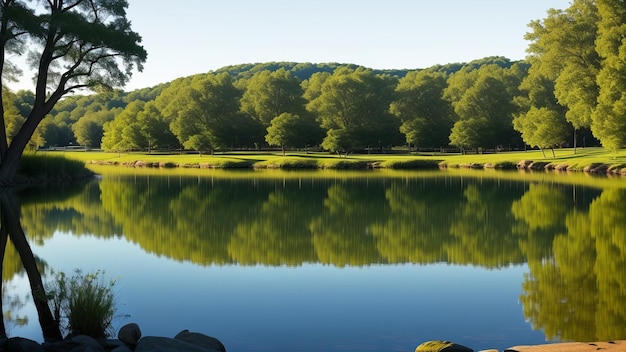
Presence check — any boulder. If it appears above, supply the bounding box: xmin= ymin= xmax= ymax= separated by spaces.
xmin=118 ymin=323 xmax=142 ymax=346
xmin=135 ymin=336 xmax=223 ymax=352
xmin=4 ymin=337 xmax=44 ymax=352
xmin=174 ymin=330 xmax=226 ymax=352
xmin=70 ymin=335 xmax=106 ymax=352
xmin=416 ymin=340 xmax=473 ymax=352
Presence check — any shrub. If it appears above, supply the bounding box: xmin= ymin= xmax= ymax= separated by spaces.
xmin=46 ymin=270 xmax=120 ymax=338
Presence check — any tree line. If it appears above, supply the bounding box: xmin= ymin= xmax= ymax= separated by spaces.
xmin=4 ymin=0 xmax=625 ymax=157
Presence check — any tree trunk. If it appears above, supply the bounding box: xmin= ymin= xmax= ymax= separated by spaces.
xmin=0 ymin=192 xmax=63 ymax=341
xmin=0 ymin=212 xmax=8 ymax=340
xmin=573 ymin=128 xmax=577 ymax=155
xmin=0 ymin=98 xmax=58 ymax=184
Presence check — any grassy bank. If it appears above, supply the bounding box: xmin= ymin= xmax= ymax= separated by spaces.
xmin=14 ymin=153 xmax=95 ymax=185
xmin=51 ymin=147 xmax=626 ymax=175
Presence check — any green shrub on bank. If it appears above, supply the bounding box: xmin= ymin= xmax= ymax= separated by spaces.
xmin=46 ymin=270 xmax=120 ymax=338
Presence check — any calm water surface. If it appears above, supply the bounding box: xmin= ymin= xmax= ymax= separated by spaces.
xmin=3 ymin=167 xmax=626 ymax=352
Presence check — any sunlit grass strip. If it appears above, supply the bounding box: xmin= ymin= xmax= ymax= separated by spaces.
xmin=56 ymin=147 xmax=626 ymax=173
xmin=252 ymin=157 xmax=319 ymax=169
xmin=373 ymin=158 xmax=443 ymax=169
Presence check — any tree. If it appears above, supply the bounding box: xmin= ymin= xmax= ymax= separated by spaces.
xmin=162 ymin=73 xmax=245 ymax=152
xmin=592 ymin=0 xmax=626 ymax=151
xmin=101 ymin=101 xmax=145 ymax=153
xmin=390 ymin=71 xmax=454 ymax=150
xmin=240 ymin=68 xmax=308 ymax=126
xmin=265 ymin=112 xmax=323 ymax=155
xmin=444 ymin=62 xmax=526 ymax=150
xmin=448 ymin=117 xmax=489 ymax=153
xmin=514 ymin=70 xmax=570 ymax=156
xmin=525 ymin=0 xmax=600 ymax=151
xmin=307 ymin=67 xmax=401 ymax=154
xmin=0 ymin=0 xmax=146 ymax=184
xmin=72 ymin=109 xmax=119 ymax=149
xmin=136 ymin=101 xmax=177 ymax=153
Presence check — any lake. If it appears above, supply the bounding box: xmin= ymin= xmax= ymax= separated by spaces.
xmin=3 ymin=167 xmax=626 ymax=352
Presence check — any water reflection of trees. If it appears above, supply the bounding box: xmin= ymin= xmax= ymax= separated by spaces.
xmin=9 ymin=173 xmax=626 ymax=342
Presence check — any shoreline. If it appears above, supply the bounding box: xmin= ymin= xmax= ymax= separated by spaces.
xmin=83 ymin=158 xmax=626 ymax=176
xmin=505 ymin=340 xmax=625 ymax=352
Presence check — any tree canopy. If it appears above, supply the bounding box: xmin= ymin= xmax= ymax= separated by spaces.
xmin=0 ymin=0 xmax=146 ymax=183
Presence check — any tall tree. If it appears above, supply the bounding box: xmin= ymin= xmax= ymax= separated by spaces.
xmin=390 ymin=71 xmax=454 ymax=150
xmin=514 ymin=69 xmax=570 ymax=156
xmin=240 ymin=68 xmax=308 ymax=126
xmin=0 ymin=0 xmax=146 ymax=184
xmin=524 ymin=0 xmax=600 ymax=151
xmin=162 ymin=73 xmax=246 ymax=152
xmin=101 ymin=100 xmax=145 ymax=152
xmin=592 ymin=0 xmax=626 ymax=151
xmin=265 ymin=112 xmax=324 ymax=155
xmin=445 ymin=62 xmax=526 ymax=151
xmin=307 ymin=67 xmax=401 ymax=154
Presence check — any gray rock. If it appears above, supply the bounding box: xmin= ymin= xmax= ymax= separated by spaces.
xmin=4 ymin=337 xmax=44 ymax=352
xmin=69 ymin=335 xmax=105 ymax=352
xmin=68 ymin=346 xmax=97 ymax=352
xmin=42 ymin=340 xmax=82 ymax=352
xmin=174 ymin=330 xmax=226 ymax=352
xmin=97 ymin=339 xmax=128 ymax=350
xmin=110 ymin=346 xmax=134 ymax=352
xmin=136 ymin=336 xmax=223 ymax=352
xmin=118 ymin=323 xmax=142 ymax=346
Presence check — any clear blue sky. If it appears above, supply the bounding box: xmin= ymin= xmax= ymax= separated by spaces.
xmin=13 ymin=0 xmax=574 ymax=92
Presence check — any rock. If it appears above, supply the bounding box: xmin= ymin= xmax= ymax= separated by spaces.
xmin=41 ymin=339 xmax=82 ymax=352
xmin=110 ymin=345 xmax=134 ymax=352
xmin=136 ymin=336 xmax=223 ymax=352
xmin=118 ymin=323 xmax=142 ymax=346
xmin=4 ymin=337 xmax=44 ymax=352
xmin=415 ymin=340 xmax=473 ymax=352
xmin=174 ymin=330 xmax=226 ymax=352
xmin=70 ymin=335 xmax=106 ymax=352
xmin=98 ymin=339 xmax=128 ymax=350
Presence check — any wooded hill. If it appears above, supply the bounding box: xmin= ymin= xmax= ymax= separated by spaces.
xmin=6 ymin=57 xmax=552 ymax=154
xmin=4 ymin=0 xmax=626 ymax=158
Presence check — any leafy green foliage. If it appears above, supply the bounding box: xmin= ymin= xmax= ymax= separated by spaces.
xmin=0 ymin=0 xmax=147 ymax=182
xmin=265 ymin=113 xmax=324 ymax=154
xmin=391 ymin=71 xmax=454 ymax=148
xmin=445 ymin=63 xmax=526 ymax=149
xmin=240 ymin=69 xmax=308 ymax=125
xmin=592 ymin=0 xmax=626 ymax=151
xmin=46 ymin=270 xmax=120 ymax=338
xmin=307 ymin=67 xmax=402 ymax=153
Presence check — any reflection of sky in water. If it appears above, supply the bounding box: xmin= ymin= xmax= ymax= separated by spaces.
xmin=3 ymin=232 xmax=549 ymax=352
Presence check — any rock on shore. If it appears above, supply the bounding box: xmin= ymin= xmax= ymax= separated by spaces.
xmin=415 ymin=339 xmax=626 ymax=352
xmin=0 ymin=323 xmax=226 ymax=352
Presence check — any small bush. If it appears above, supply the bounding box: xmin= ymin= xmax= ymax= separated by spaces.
xmin=46 ymin=270 xmax=120 ymax=338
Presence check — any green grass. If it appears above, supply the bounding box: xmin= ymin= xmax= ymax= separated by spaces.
xmin=52 ymin=147 xmax=626 ymax=174
xmin=14 ymin=153 xmax=95 ymax=184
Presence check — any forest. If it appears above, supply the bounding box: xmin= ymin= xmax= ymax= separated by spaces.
xmin=3 ymin=0 xmax=625 ymax=156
